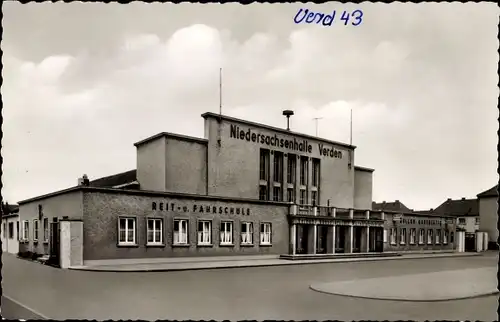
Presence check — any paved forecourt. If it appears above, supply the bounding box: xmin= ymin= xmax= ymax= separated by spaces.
xmin=310 ymin=267 xmax=498 ymax=301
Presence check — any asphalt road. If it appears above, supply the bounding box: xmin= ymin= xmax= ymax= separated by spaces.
xmin=2 ymin=252 xmax=498 ymax=320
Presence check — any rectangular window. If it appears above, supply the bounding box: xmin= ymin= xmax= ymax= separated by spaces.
xmin=43 ymin=218 xmax=49 ymax=242
xmin=427 ymin=229 xmax=433 ymax=244
xmin=459 ymin=218 xmax=466 ymax=225
xmin=273 ymin=186 xmax=282 ymax=202
xmin=259 ymin=185 xmax=268 ymax=201
xmin=443 ymin=230 xmax=448 ymax=244
xmin=197 ymin=220 xmax=212 ymax=245
xmin=259 ymin=149 xmax=270 ymax=181
xmin=450 ymin=231 xmax=454 ymax=243
xmin=22 ymin=220 xmax=29 ymax=241
xmin=287 ymin=154 xmax=296 ymax=184
xmin=260 ymin=223 xmax=272 ymax=245
xmin=299 ymin=189 xmax=307 ymax=205
xmin=8 ymin=222 xmax=14 ymax=239
xmin=33 ymin=219 xmax=39 ymax=241
xmin=312 ymin=158 xmax=320 ymax=187
xmin=475 ymin=217 xmax=480 ymax=225
xmin=118 ymin=217 xmax=136 ymax=245
xmin=383 ymin=229 xmax=387 ymax=243
xmin=410 ymin=228 xmax=416 ymax=244
xmin=241 ymin=222 xmax=253 ymax=245
xmin=220 ymin=221 xmax=233 ymax=245
xmin=287 ymin=188 xmax=295 ymax=203
xmin=147 ymin=218 xmax=163 ymax=245
xmin=418 ymin=229 xmax=425 ymax=244
xmin=390 ymin=228 xmax=396 ymax=245
xmin=400 ymin=228 xmax=406 ymax=245
xmin=273 ymin=151 xmax=283 ymax=183
xmin=17 ymin=221 xmax=20 ymax=241
xmin=300 ymin=156 xmax=308 ymax=186
xmin=311 ymin=191 xmax=317 ymax=206
xmin=173 ymin=219 xmax=188 ymax=245
xmin=435 ymin=230 xmax=441 ymax=244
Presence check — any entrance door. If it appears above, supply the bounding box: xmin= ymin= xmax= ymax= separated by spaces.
xmin=464 ymin=233 xmax=476 ymax=252
xmin=335 ymin=225 xmax=345 ymax=253
xmin=316 ymin=225 xmax=328 ymax=254
xmin=374 ymin=228 xmax=384 ymax=252
xmin=49 ymin=220 xmax=60 ymax=266
xmin=352 ymin=226 xmax=362 ymax=253
xmin=296 ymin=224 xmax=308 ymax=254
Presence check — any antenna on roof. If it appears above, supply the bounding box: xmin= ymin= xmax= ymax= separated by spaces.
xmin=283 ymin=110 xmax=294 ymax=131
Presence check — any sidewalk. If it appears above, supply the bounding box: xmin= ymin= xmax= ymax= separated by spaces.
xmin=69 ymin=251 xmax=484 ymax=272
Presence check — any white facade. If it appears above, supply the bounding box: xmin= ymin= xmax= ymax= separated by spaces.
xmin=456 ymin=216 xmax=480 ymax=233
xmin=1 ymin=215 xmax=19 ymax=254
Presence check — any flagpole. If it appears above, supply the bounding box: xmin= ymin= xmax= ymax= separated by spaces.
xmin=219 ymin=67 xmax=222 ymax=116
xmin=350 ymin=108 xmax=353 ymax=145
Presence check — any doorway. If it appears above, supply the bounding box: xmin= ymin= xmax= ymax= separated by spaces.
xmin=296 ymin=224 xmax=309 ymax=254
xmin=335 ymin=225 xmax=346 ymax=253
xmin=352 ymin=226 xmax=362 ymax=253
xmin=316 ymin=225 xmax=328 ymax=254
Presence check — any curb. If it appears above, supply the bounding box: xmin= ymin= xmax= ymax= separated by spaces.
xmin=308 ymin=285 xmax=500 ymax=302
xmin=69 ymin=252 xmax=484 ymax=273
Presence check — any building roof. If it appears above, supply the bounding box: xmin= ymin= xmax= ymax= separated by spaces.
xmin=433 ymin=198 xmax=479 ymax=217
xmin=372 ymin=200 xmax=412 ymax=212
xmin=134 ymin=132 xmax=208 ymax=147
xmin=477 ymin=184 xmax=498 ymax=198
xmin=89 ymin=170 xmax=137 ymax=188
xmin=2 ymin=203 xmax=19 ymax=217
xmin=201 ymin=112 xmax=356 ymax=150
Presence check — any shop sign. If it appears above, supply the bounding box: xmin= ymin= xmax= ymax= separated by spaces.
xmin=152 ymin=201 xmax=250 ymax=216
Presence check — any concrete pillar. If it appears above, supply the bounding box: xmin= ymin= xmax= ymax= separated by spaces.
xmin=381 ymin=211 xmax=385 ymax=220
xmin=331 ymin=225 xmax=336 ymax=254
xmin=290 ymin=224 xmax=296 ymax=255
xmin=365 ymin=210 xmax=370 ymax=220
xmin=59 ymin=220 xmax=83 ymax=269
xmin=269 ymin=152 xmax=275 ymax=201
xmin=332 ymin=207 xmax=336 ymax=218
xmin=349 ymin=209 xmax=354 ymax=219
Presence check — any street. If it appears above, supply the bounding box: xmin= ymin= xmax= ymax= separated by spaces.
xmin=2 ymin=252 xmax=498 ymax=320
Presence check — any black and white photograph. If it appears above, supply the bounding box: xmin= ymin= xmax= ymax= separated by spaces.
xmin=1 ymin=2 xmax=499 ymax=321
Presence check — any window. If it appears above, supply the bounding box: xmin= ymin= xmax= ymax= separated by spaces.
xmin=435 ymin=230 xmax=441 ymax=244
xmin=220 ymin=221 xmax=233 ymax=245
xmin=197 ymin=220 xmax=211 ymax=245
xmin=273 ymin=186 xmax=282 ymax=202
xmin=475 ymin=217 xmax=480 ymax=225
xmin=43 ymin=218 xmax=49 ymax=242
xmin=383 ymin=229 xmax=388 ymax=243
xmin=450 ymin=231 xmax=454 ymax=243
xmin=118 ymin=217 xmax=136 ymax=245
xmin=400 ymin=228 xmax=406 ymax=245
xmin=443 ymin=230 xmax=448 ymax=244
xmin=259 ymin=185 xmax=268 ymax=201
xmin=273 ymin=151 xmax=283 ymax=183
xmin=418 ymin=229 xmax=425 ymax=244
xmin=241 ymin=222 xmax=253 ymax=244
xmin=427 ymin=229 xmax=433 ymax=244
xmin=299 ymin=189 xmax=307 ymax=205
xmin=33 ymin=219 xmax=39 ymax=242
xmin=22 ymin=220 xmax=29 ymax=241
xmin=311 ymin=191 xmax=317 ymax=206
xmin=147 ymin=218 xmax=163 ymax=245
xmin=287 ymin=188 xmax=295 ymax=203
xmin=17 ymin=221 xmax=19 ymax=241
xmin=8 ymin=222 xmax=14 ymax=239
xmin=173 ymin=219 xmax=188 ymax=245
xmin=458 ymin=218 xmax=466 ymax=225
xmin=390 ymin=228 xmax=396 ymax=244
xmin=260 ymin=223 xmax=272 ymax=245
xmin=287 ymin=155 xmax=296 ymax=184
xmin=410 ymin=228 xmax=416 ymax=244
xmin=300 ymin=156 xmax=308 ymax=186
xmin=259 ymin=149 xmax=270 ymax=181
xmin=312 ymin=159 xmax=320 ymax=187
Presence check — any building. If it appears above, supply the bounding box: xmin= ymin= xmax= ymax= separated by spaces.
xmin=1 ymin=202 xmax=20 ymax=254
xmin=433 ymin=198 xmax=479 ymax=233
xmin=17 ymin=112 xmax=456 ymax=268
xmin=477 ymin=184 xmax=498 ymax=249
xmin=373 ymin=201 xmax=457 ymax=252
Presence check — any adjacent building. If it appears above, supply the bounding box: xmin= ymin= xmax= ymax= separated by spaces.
xmin=1 ymin=203 xmax=20 ymax=254
xmin=477 ymin=184 xmax=498 ymax=249
xmin=17 ymin=112 xmax=458 ymax=268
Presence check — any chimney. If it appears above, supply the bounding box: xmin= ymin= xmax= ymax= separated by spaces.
xmin=78 ymin=177 xmax=84 ymax=186
xmin=461 ymin=197 xmax=465 ymax=200
xmin=282 ymin=110 xmax=294 ymax=131
xmin=430 ymin=208 xmax=434 ymax=211
xmin=395 ymin=200 xmax=400 ymax=203
xmin=82 ymin=174 xmax=90 ymax=186
xmin=382 ymin=201 xmax=386 ymax=204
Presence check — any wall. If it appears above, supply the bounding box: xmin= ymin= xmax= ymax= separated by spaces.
xmin=82 ymin=191 xmax=290 ymax=261
xmin=136 ymin=137 xmax=167 ymax=191
xmin=204 ymin=115 xmax=356 ymax=208
xmin=479 ymin=197 xmax=498 ymax=243
xmin=383 ymin=213 xmax=456 ymax=252
xmin=456 ymin=216 xmax=479 ymax=234
xmin=353 ymin=169 xmax=373 ymax=210
xmin=1 ymin=216 xmax=19 ymax=254
xmin=165 ymin=137 xmax=207 ymax=195
xmin=18 ymin=191 xmax=84 ymax=255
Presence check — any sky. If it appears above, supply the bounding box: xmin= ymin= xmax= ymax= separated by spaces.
xmin=2 ymin=2 xmax=499 ymax=210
